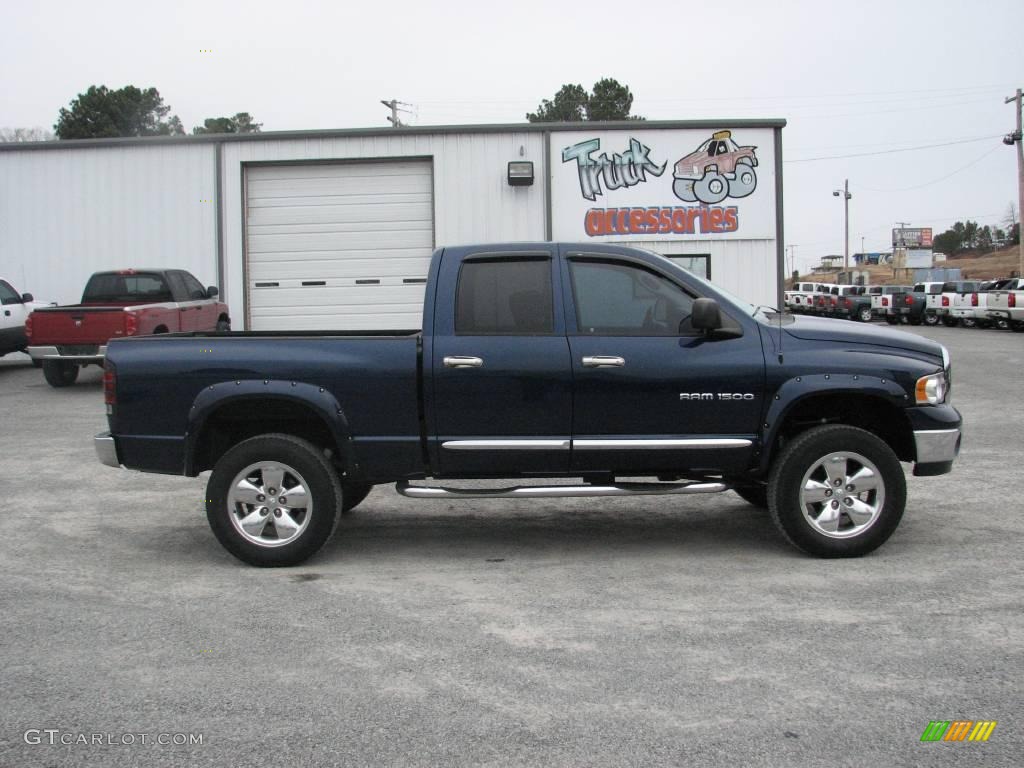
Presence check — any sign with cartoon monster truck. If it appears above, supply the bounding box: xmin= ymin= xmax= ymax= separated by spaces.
xmin=551 ymin=128 xmax=775 ymax=241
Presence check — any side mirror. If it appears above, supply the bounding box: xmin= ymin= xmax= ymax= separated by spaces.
xmin=691 ymin=298 xmax=722 ymax=332
xmin=206 ymin=286 xmax=219 ymax=298
xmin=21 ymin=292 xmax=33 ymax=303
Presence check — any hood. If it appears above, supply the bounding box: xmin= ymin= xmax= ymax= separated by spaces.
xmin=783 ymin=315 xmax=943 ymax=362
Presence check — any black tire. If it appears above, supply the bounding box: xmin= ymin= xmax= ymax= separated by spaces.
xmin=884 ymin=315 xmax=899 ymax=325
xmin=941 ymin=316 xmax=958 ymax=328
xmin=857 ymin=307 xmax=873 ymax=323
xmin=995 ymin=318 xmax=1010 ymax=330
xmin=341 ymin=482 xmax=373 ymax=514
xmin=42 ymin=359 xmax=79 ymax=387
xmin=216 ymin=319 xmax=231 ymax=332
xmin=733 ymin=484 xmax=768 ymax=509
xmin=1012 ymin=320 xmax=1024 ymax=333
xmin=923 ymin=312 xmax=939 ymax=326
xmin=205 ymin=433 xmax=342 ymax=567
xmin=908 ymin=316 xmax=923 ymax=326
xmin=961 ymin=318 xmax=977 ymax=328
xmin=767 ymin=425 xmax=906 ymax=558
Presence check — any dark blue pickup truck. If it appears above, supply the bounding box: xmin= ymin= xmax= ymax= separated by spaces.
xmin=96 ymin=243 xmax=961 ymax=566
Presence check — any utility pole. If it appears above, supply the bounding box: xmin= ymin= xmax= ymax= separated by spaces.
xmin=1005 ymin=88 xmax=1024 ymax=277
xmin=833 ymin=180 xmax=852 ymax=272
xmin=786 ymin=244 xmax=798 ymax=277
xmin=381 ymin=99 xmax=412 ymax=127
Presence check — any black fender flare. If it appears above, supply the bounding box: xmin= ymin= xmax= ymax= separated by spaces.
xmin=183 ymin=379 xmax=356 ymax=475
xmin=758 ymin=373 xmax=910 ymax=474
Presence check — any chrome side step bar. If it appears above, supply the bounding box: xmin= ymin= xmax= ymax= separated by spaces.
xmin=395 ymin=479 xmax=728 ymax=499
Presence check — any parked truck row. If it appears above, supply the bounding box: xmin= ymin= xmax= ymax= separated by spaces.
xmin=786 ymin=278 xmax=1024 ymax=331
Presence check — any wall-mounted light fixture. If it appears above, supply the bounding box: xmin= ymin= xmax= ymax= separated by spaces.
xmin=507 ymin=161 xmax=534 ymax=186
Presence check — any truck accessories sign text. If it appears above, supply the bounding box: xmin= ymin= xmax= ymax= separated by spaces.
xmin=586 ymin=205 xmax=739 ymax=236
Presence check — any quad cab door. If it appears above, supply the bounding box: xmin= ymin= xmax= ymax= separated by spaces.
xmin=429 ymin=246 xmax=573 ymax=476
xmin=560 ymin=246 xmax=765 ymax=475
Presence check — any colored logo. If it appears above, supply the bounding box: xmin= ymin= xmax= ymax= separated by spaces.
xmin=920 ymin=720 xmax=997 ymax=742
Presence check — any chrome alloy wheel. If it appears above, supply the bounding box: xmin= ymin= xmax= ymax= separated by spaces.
xmin=798 ymin=451 xmax=885 ymax=539
xmin=227 ymin=461 xmax=312 ymax=547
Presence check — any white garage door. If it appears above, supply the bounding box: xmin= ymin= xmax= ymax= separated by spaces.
xmin=245 ymin=160 xmax=433 ymax=330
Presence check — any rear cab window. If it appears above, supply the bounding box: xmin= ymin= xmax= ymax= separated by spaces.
xmin=84 ymin=272 xmax=173 ymax=303
xmin=455 ymin=258 xmax=554 ymax=335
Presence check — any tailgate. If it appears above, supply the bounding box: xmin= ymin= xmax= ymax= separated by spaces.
xmin=30 ymin=307 xmax=128 ymax=345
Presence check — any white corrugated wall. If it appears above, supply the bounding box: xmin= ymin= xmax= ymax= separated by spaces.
xmin=220 ymin=131 xmax=547 ymax=328
xmin=0 ymin=144 xmax=217 ymax=305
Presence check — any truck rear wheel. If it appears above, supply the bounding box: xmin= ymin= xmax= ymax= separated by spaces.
xmin=923 ymin=313 xmax=939 ymax=326
xmin=857 ymin=307 xmax=873 ymax=322
xmin=205 ymin=434 xmax=341 ymax=567
xmin=884 ymin=315 xmax=899 ymax=325
xmin=42 ymin=360 xmax=79 ymax=387
xmin=767 ymin=425 xmax=906 ymax=558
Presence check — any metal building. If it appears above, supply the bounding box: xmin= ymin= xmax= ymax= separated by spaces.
xmin=0 ymin=120 xmax=785 ymax=329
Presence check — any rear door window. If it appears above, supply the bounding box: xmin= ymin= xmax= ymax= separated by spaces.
xmin=455 ymin=258 xmax=553 ymax=335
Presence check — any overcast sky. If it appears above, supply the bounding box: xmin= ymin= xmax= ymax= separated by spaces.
xmin=2 ymin=0 xmax=1021 ymax=274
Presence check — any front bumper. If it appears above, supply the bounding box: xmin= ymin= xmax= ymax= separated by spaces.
xmin=913 ymin=428 xmax=961 ymax=464
xmin=94 ymin=432 xmax=121 ymax=468
xmin=28 ymin=345 xmax=107 ymax=363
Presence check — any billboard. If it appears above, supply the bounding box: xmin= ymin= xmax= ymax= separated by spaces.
xmin=551 ymin=128 xmax=776 ymax=241
xmin=892 ymin=227 xmax=933 ymax=247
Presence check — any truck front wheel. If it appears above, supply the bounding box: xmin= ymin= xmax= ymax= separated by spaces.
xmin=42 ymin=360 xmax=79 ymax=387
xmin=767 ymin=425 xmax=906 ymax=558
xmin=206 ymin=434 xmax=342 ymax=567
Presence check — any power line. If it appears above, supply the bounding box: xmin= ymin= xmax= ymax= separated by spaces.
xmin=859 ymin=146 xmax=1002 ymax=192
xmin=785 ymin=135 xmax=1001 ymax=163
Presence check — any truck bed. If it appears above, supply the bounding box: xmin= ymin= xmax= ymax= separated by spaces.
xmin=105 ymin=330 xmax=424 ymax=480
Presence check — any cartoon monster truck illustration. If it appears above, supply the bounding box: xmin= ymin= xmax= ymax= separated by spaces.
xmin=672 ymin=130 xmax=758 ymax=204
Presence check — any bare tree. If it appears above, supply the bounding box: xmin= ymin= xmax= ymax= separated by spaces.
xmin=0 ymin=127 xmax=55 ymax=142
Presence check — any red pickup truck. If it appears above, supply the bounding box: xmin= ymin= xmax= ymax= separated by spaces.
xmin=27 ymin=269 xmax=230 ymax=387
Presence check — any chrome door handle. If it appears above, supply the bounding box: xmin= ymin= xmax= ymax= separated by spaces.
xmin=582 ymin=356 xmax=625 ymax=368
xmin=443 ymin=356 xmax=483 ymax=368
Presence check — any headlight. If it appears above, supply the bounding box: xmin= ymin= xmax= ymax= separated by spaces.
xmin=915 ymin=372 xmax=948 ymax=405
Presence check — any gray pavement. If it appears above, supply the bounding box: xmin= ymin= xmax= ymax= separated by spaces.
xmin=0 ymin=325 xmax=1021 ymax=767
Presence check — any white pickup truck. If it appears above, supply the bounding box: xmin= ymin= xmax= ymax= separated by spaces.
xmin=924 ymin=281 xmax=982 ymax=327
xmin=950 ymin=278 xmax=1022 ymax=329
xmin=985 ymin=278 xmax=1024 ymax=332
xmin=785 ymin=282 xmax=818 ymax=313
xmin=870 ymin=285 xmax=910 ymax=322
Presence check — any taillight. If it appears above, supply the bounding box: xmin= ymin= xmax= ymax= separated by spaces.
xmin=25 ymin=312 xmax=33 ymax=342
xmin=1010 ymin=294 xmax=1017 ymax=308
xmin=125 ymin=312 xmax=138 ymax=336
xmin=882 ymin=297 xmax=889 ymax=307
xmin=103 ymin=361 xmax=117 ymax=412
xmin=844 ymin=298 xmax=852 ymax=308
xmin=942 ymin=296 xmax=949 ymax=307
xmin=905 ymin=295 xmax=913 ymax=305
xmin=830 ymin=297 xmax=837 ymax=307
xmin=971 ymin=293 xmax=978 ymax=307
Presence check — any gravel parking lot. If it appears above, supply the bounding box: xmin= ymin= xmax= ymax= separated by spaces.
xmin=1 ymin=325 xmax=1021 ymax=767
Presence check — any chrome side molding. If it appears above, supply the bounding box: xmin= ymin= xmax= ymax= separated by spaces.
xmin=396 ymin=479 xmax=728 ymax=499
